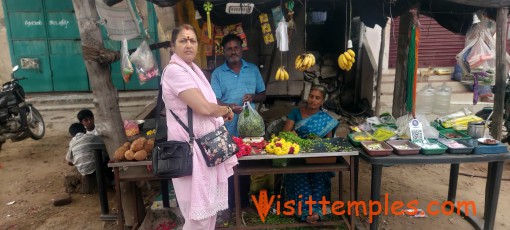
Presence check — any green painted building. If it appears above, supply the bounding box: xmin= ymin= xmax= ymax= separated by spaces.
xmin=2 ymin=0 xmax=159 ymax=92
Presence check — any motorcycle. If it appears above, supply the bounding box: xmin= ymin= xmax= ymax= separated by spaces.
xmin=0 ymin=66 xmax=45 ymax=148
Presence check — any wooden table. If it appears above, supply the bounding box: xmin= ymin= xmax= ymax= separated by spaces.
xmin=108 ymin=149 xmax=359 ymax=229
xmin=108 ymin=160 xmax=173 ymax=229
xmin=359 ymin=151 xmax=510 ymax=230
xmin=232 ymin=150 xmax=359 ymax=230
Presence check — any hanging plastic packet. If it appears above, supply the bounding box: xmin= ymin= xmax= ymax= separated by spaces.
xmin=121 ymin=38 xmax=134 ymax=83
xmin=130 ymin=40 xmax=159 ymax=85
xmin=237 ymin=102 xmax=265 ymax=137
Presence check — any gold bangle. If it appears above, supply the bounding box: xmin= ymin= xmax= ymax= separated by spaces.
xmin=225 ymin=106 xmax=230 ymax=116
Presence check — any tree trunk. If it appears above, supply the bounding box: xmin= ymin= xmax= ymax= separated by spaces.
xmin=72 ymin=0 xmax=135 ymax=226
xmin=375 ymin=24 xmax=387 ymax=116
xmin=491 ymin=7 xmax=508 ymax=140
xmin=392 ymin=11 xmax=412 ymax=118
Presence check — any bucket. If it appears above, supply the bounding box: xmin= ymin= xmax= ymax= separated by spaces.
xmin=467 ymin=122 xmax=485 ymax=139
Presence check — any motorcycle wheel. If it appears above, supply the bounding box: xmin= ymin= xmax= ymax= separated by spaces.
xmin=27 ymin=105 xmax=45 ymax=140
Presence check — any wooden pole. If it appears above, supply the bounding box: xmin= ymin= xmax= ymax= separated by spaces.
xmin=391 ymin=11 xmax=412 ymax=117
xmin=375 ymin=23 xmax=387 ymax=116
xmin=72 ymin=0 xmax=136 ymax=226
xmin=490 ymin=7 xmax=508 ymax=140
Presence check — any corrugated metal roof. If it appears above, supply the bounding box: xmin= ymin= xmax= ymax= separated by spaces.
xmin=388 ymin=15 xmax=466 ymax=68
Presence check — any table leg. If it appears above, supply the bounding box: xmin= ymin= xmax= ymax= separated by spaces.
xmin=354 ymin=156 xmax=359 ymax=201
xmin=114 ymin=167 xmax=124 ymax=230
xmin=483 ymin=161 xmax=504 ymax=230
xmin=447 ymin=163 xmax=459 ymax=202
xmin=234 ymin=167 xmax=241 ymax=229
xmin=94 ymin=149 xmax=109 ymax=215
xmin=349 ymin=156 xmax=355 ymax=230
xmin=338 ymin=171 xmax=343 ymax=201
xmin=161 ymin=180 xmax=170 ymax=208
xmin=370 ymin=165 xmax=383 ymax=230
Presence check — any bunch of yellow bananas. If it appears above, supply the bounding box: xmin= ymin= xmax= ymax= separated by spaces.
xmin=294 ymin=53 xmax=316 ymax=71
xmin=338 ymin=49 xmax=356 ymax=71
xmin=275 ymin=66 xmax=289 ymax=81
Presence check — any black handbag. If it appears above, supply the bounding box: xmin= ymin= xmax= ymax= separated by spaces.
xmin=169 ymin=110 xmax=238 ymax=167
xmin=152 ymin=86 xmax=193 ymax=178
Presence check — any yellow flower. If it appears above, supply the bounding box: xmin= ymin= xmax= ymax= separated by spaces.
xmin=274 ymin=147 xmax=286 ymax=155
xmin=265 ymin=143 xmax=276 ymax=154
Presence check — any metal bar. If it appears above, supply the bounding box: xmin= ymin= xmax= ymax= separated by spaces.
xmin=114 ymin=167 xmax=124 ymax=230
xmin=234 ymin=166 xmax=242 ymax=229
xmin=226 ymin=221 xmax=348 ymax=229
xmin=447 ymin=163 xmax=459 ymax=202
xmin=338 ymin=171 xmax=343 ymax=201
xmin=354 ymin=156 xmax=359 ymax=201
xmin=161 ymin=180 xmax=169 ymax=208
xmin=484 ymin=161 xmax=504 ymax=230
xmin=94 ymin=149 xmax=109 ymax=215
xmin=370 ymin=165 xmax=383 ymax=230
xmin=349 ymin=156 xmax=355 ymax=230
xmin=449 ymin=205 xmax=483 ymax=230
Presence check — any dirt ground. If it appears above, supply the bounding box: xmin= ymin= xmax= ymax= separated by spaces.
xmin=1 ymin=106 xmax=510 ymax=230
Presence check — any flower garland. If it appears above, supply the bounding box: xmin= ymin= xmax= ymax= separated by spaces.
xmin=233 ymin=136 xmax=252 ymax=158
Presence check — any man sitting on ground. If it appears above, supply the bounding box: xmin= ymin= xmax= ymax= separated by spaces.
xmin=65 ymin=123 xmax=112 ymax=189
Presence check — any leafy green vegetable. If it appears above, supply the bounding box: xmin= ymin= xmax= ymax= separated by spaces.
xmin=238 ymin=103 xmax=265 ymax=137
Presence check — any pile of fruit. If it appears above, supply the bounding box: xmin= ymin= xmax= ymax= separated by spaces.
xmin=294 ymin=53 xmax=316 ymax=71
xmin=338 ymin=49 xmax=356 ymax=71
xmin=265 ymin=136 xmax=300 ymax=155
xmin=274 ymin=66 xmax=289 ymax=81
xmin=114 ymin=137 xmax=154 ymax=161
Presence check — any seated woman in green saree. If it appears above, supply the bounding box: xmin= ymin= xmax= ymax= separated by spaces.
xmin=281 ymin=85 xmax=339 ymax=223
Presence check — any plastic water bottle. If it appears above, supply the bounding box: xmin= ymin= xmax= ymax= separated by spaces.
xmin=416 ymin=83 xmax=435 ymax=114
xmin=433 ymin=83 xmax=452 ymax=115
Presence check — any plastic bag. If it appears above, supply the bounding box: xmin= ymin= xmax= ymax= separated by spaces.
xmin=372 ymin=127 xmax=396 ymax=141
xmin=130 ymin=40 xmax=159 ymax=84
xmin=466 ymin=36 xmax=494 ymax=69
xmin=237 ymin=102 xmax=265 ymax=137
xmin=121 ymin=38 xmax=134 ymax=83
xmin=396 ymin=114 xmax=438 ymax=139
xmin=124 ymin=120 xmax=140 ymax=137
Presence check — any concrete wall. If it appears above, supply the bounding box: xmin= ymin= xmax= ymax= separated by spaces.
xmin=364 ymin=19 xmax=391 ymax=71
xmin=0 ymin=0 xmax=12 ymax=84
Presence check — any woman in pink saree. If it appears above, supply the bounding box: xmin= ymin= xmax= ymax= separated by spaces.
xmin=161 ymin=24 xmax=238 ymax=229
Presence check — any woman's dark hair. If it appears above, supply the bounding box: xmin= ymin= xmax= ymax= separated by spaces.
xmin=69 ymin=123 xmax=86 ymax=137
xmin=77 ymin=109 xmax=94 ymax=122
xmin=171 ymin=24 xmax=197 ymax=44
xmin=221 ymin=34 xmax=243 ymax=47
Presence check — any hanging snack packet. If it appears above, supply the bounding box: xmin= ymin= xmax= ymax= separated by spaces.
xmin=121 ymin=38 xmax=134 ymax=83
xmin=238 ymin=102 xmax=265 ymax=137
xmin=130 ymin=40 xmax=159 ymax=84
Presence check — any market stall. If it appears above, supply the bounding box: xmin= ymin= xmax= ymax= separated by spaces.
xmin=347 ymin=110 xmax=510 ymax=230
xmin=108 ymin=138 xmax=359 ymax=229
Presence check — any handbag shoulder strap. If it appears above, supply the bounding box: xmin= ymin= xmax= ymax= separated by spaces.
xmin=155 ymin=64 xmax=194 ymax=143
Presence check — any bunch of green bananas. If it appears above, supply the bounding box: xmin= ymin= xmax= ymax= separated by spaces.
xmin=338 ymin=49 xmax=356 ymax=71
xmin=294 ymin=53 xmax=316 ymax=71
xmin=275 ymin=66 xmax=289 ymax=81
